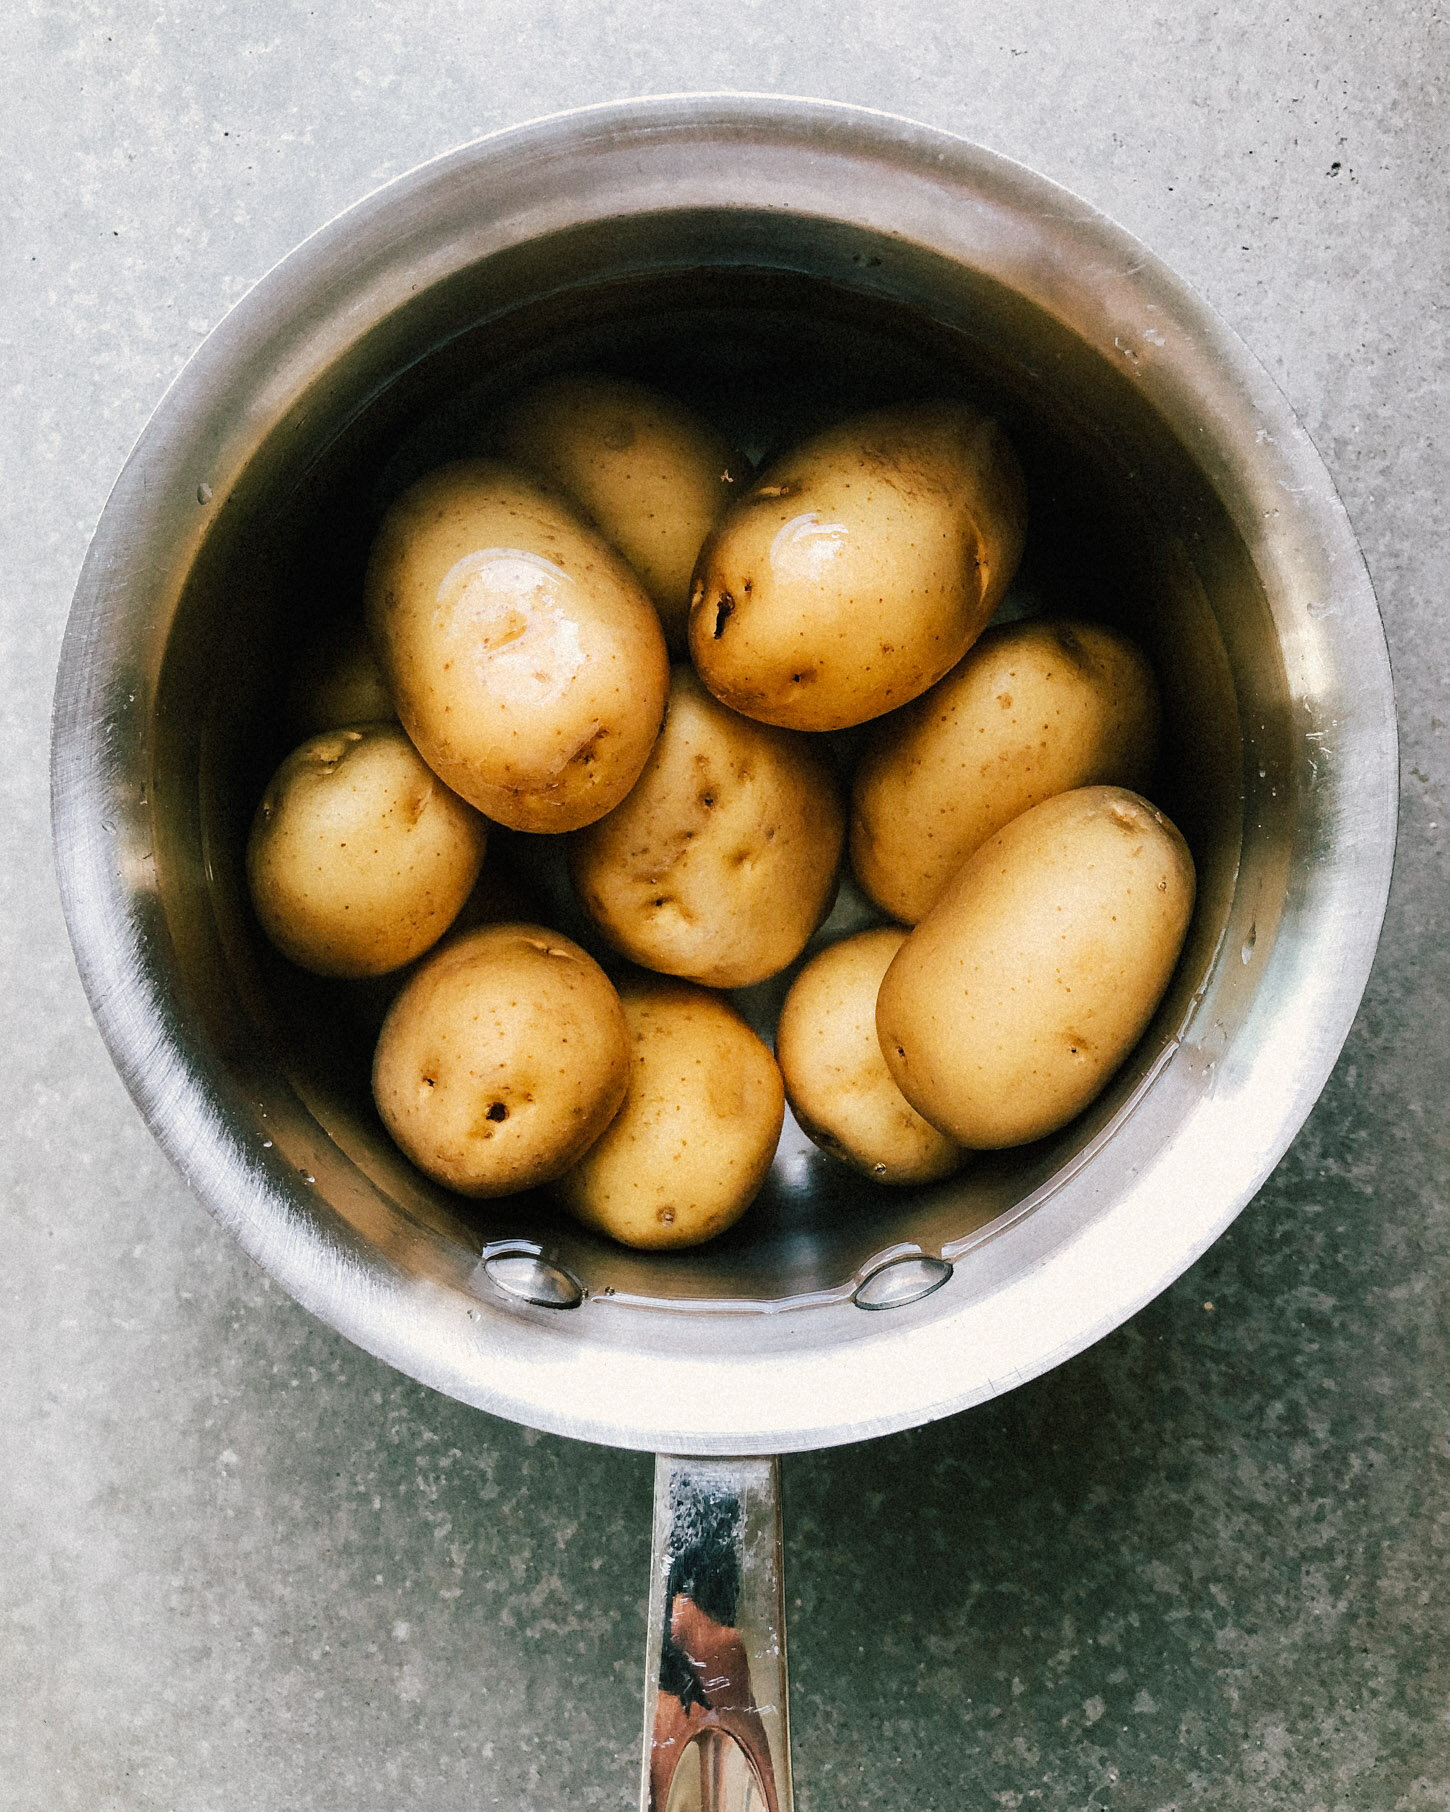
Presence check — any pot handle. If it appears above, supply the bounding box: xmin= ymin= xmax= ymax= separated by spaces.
xmin=640 ymin=1455 xmax=793 ymax=1812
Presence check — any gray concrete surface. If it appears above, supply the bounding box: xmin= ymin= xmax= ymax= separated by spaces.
xmin=3 ymin=4 xmax=1447 ymax=1808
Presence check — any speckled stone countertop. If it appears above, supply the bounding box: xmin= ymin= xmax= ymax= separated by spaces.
xmin=4 ymin=6 xmax=1446 ymax=1808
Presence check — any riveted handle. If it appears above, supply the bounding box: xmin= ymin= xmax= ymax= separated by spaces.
xmin=641 ymin=1455 xmax=792 ymax=1812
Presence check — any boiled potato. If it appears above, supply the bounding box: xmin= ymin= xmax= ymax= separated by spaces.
xmin=247 ymin=723 xmax=487 ymax=978
xmin=372 ymin=923 xmax=629 ymax=1197
xmin=365 ymin=459 xmax=669 ymax=833
xmin=776 ymin=928 xmax=962 ymax=1185
xmin=557 ymin=978 xmax=784 ymax=1249
xmin=852 ymin=619 xmax=1160 ymax=923
xmin=877 ymin=786 xmax=1195 ymax=1148
xmin=286 ymin=617 xmax=395 ymax=739
xmin=689 ymin=400 xmax=1026 ymax=731
xmin=569 ymin=665 xmax=844 ymax=988
xmin=496 ymin=373 xmax=745 ymax=651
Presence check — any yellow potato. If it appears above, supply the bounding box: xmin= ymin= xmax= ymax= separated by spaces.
xmin=852 ymin=618 xmax=1160 ymax=923
xmin=689 ymin=400 xmax=1026 ymax=730
xmin=365 ymin=459 xmax=669 ymax=833
xmin=247 ymin=723 xmax=487 ymax=978
xmin=496 ymin=373 xmax=745 ymax=652
xmin=569 ymin=665 xmax=844 ymax=988
xmin=776 ymin=929 xmax=962 ymax=1185
xmin=557 ymin=978 xmax=784 ymax=1249
xmin=286 ymin=618 xmax=395 ymax=739
xmin=877 ymin=786 xmax=1195 ymax=1148
xmin=372 ymin=923 xmax=629 ymax=1197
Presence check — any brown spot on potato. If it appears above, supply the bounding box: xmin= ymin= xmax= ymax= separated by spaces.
xmin=712 ymin=594 xmax=735 ymax=638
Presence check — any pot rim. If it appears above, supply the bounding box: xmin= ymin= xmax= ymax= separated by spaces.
xmin=50 ymin=94 xmax=1398 ymax=1454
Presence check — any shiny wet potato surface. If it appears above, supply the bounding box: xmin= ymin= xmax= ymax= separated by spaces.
xmin=365 ymin=459 xmax=668 ymax=833
xmin=689 ymin=400 xmax=1026 ymax=731
xmin=496 ymin=372 xmax=744 ymax=652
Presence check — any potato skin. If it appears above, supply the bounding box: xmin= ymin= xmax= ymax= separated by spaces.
xmin=776 ymin=929 xmax=962 ymax=1185
xmin=496 ymin=373 xmax=745 ymax=652
xmin=569 ymin=665 xmax=844 ymax=989
xmin=247 ymin=723 xmax=487 ymax=978
xmin=852 ymin=619 xmax=1160 ymax=924
xmin=365 ymin=459 xmax=669 ymax=833
xmin=556 ymin=978 xmax=784 ymax=1249
xmin=877 ymin=786 xmax=1195 ymax=1148
xmin=286 ymin=618 xmax=395 ymax=740
xmin=689 ymin=400 xmax=1026 ymax=731
xmin=372 ymin=923 xmax=629 ymax=1197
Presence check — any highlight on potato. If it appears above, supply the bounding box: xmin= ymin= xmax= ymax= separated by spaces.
xmin=688 ymin=399 xmax=1027 ymax=731
xmin=365 ymin=458 xmax=669 ymax=833
xmin=495 ymin=372 xmax=747 ymax=653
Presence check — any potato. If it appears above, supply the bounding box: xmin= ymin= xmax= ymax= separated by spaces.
xmin=496 ymin=373 xmax=745 ymax=652
xmin=247 ymin=723 xmax=487 ymax=978
xmin=852 ymin=619 xmax=1160 ymax=923
xmin=372 ymin=923 xmax=629 ymax=1197
xmin=569 ymin=665 xmax=844 ymax=988
xmin=557 ymin=978 xmax=784 ymax=1249
xmin=776 ymin=929 xmax=962 ymax=1185
xmin=286 ymin=617 xmax=395 ymax=739
xmin=689 ymin=400 xmax=1026 ymax=731
xmin=877 ymin=786 xmax=1195 ymax=1148
xmin=365 ymin=459 xmax=669 ymax=833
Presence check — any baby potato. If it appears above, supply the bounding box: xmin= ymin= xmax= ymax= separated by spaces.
xmin=372 ymin=923 xmax=629 ymax=1197
xmin=776 ymin=929 xmax=962 ymax=1185
xmin=286 ymin=617 xmax=395 ymax=739
xmin=496 ymin=373 xmax=745 ymax=652
xmin=852 ymin=618 xmax=1160 ymax=923
xmin=556 ymin=978 xmax=785 ymax=1249
xmin=877 ymin=786 xmax=1195 ymax=1148
xmin=569 ymin=665 xmax=844 ymax=989
xmin=689 ymin=399 xmax=1026 ymax=731
xmin=247 ymin=723 xmax=487 ymax=978
xmin=365 ymin=459 xmax=669 ymax=833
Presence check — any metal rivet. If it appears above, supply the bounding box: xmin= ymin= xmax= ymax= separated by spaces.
xmin=853 ymin=1254 xmax=952 ymax=1312
xmin=482 ymin=1252 xmax=583 ymax=1310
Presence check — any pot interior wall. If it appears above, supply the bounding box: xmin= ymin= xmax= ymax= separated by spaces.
xmin=152 ymin=209 xmax=1279 ymax=1311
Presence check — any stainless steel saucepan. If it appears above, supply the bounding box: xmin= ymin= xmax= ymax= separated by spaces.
xmin=51 ymin=96 xmax=1397 ymax=1809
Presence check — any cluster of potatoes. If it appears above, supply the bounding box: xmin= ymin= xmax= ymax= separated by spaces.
xmin=247 ymin=373 xmax=1196 ymax=1251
